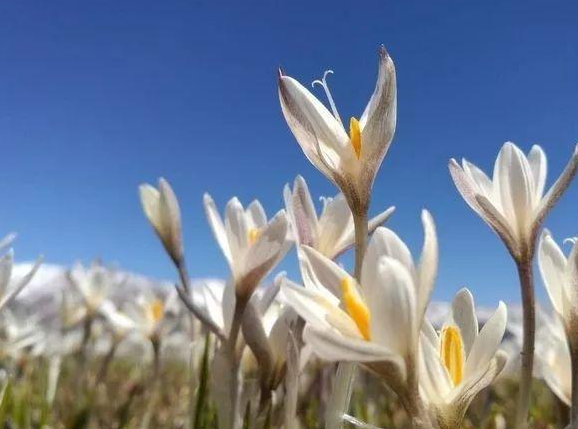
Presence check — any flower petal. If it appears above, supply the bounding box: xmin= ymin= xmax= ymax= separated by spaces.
xmin=278 ymin=74 xmax=349 ymax=173
xmin=298 ymin=245 xmax=350 ymax=299
xmin=528 ymin=145 xmax=547 ymax=201
xmin=367 ymin=256 xmax=416 ymax=355
xmin=538 ymin=229 xmax=568 ymax=316
xmin=494 ymin=142 xmax=534 ymax=234
xmin=281 ymin=278 xmax=357 ymax=337
xmin=284 ymin=176 xmax=318 ymax=247
xmin=303 ymin=324 xmax=403 ymax=364
xmin=316 ymin=193 xmax=353 ymax=259
xmin=358 ymin=46 xmax=397 ymax=166
xmin=416 ymin=210 xmax=438 ymax=325
xmin=464 ymin=301 xmax=507 ymax=376
xmin=246 ymin=200 xmax=267 ymax=228
xmin=450 ymin=288 xmax=478 ymax=356
xmin=203 ymin=193 xmax=232 ymax=266
xmin=362 ymin=227 xmax=414 ymax=287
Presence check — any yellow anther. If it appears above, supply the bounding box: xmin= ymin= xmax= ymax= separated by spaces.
xmin=349 ymin=117 xmax=362 ymax=159
xmin=248 ymin=228 xmax=261 ymax=244
xmin=440 ymin=325 xmax=464 ymax=386
xmin=340 ymin=276 xmax=371 ymax=340
xmin=149 ymin=299 xmax=164 ymax=323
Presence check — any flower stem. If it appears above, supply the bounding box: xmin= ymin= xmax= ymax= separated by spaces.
xmin=325 ymin=210 xmax=368 ymax=429
xmin=515 ymin=255 xmax=535 ymax=429
xmin=570 ymin=338 xmax=578 ymax=429
xmin=353 ymin=210 xmax=368 ymax=281
xmin=226 ymin=295 xmax=247 ymax=429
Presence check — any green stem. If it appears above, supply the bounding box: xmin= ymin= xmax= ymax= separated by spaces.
xmin=515 ymin=254 xmax=535 ymax=429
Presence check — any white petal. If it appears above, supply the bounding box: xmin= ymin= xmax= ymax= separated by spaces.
xmin=0 ymin=256 xmax=42 ymax=312
xmin=284 ymin=176 xmax=318 ymax=247
xmin=368 ymin=256 xmax=416 ymax=355
xmin=419 ymin=334 xmax=453 ymax=401
xmin=462 ymin=159 xmax=494 ymax=200
xmin=281 ymin=279 xmax=358 ymax=337
xmin=278 ymin=75 xmax=349 ymax=171
xmin=538 ymin=229 xmax=568 ymax=316
xmin=0 ymin=250 xmax=14 ymax=298
xmin=416 ymin=210 xmax=438 ymax=325
xmin=358 ymin=46 xmax=397 ymax=164
xmin=203 ymin=194 xmax=232 ymax=265
xmin=450 ymin=288 xmax=478 ymax=355
xmin=362 ymin=227 xmax=414 ymax=287
xmin=494 ymin=142 xmax=534 ymax=234
xmin=242 ymin=212 xmax=288 ymax=293
xmin=464 ymin=302 xmax=507 ymax=376
xmin=299 ymin=245 xmax=349 ymax=299
xmin=303 ymin=324 xmax=403 ymax=364
xmin=224 ymin=197 xmax=248 ymax=270
xmin=246 ymin=200 xmax=267 ymax=228
xmin=528 ymin=145 xmax=547 ymax=201
xmin=448 ymin=350 xmax=508 ymax=420
xmin=316 ymin=193 xmax=353 ymax=259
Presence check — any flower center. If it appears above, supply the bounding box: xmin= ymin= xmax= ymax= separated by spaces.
xmin=340 ymin=276 xmax=371 ymax=340
xmin=149 ymin=299 xmax=164 ymax=323
xmin=248 ymin=228 xmax=261 ymax=244
xmin=349 ymin=117 xmax=362 ymax=159
xmin=440 ymin=325 xmax=464 ymax=386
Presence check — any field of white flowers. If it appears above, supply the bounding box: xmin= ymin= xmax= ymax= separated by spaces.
xmin=1 ymin=46 xmax=578 ymax=429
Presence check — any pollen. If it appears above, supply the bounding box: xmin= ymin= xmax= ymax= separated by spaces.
xmin=248 ymin=228 xmax=261 ymax=244
xmin=349 ymin=117 xmax=362 ymax=159
xmin=150 ymin=299 xmax=164 ymax=323
xmin=440 ymin=325 xmax=464 ymax=386
xmin=340 ymin=276 xmax=371 ymax=340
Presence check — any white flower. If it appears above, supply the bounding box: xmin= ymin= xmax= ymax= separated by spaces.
xmin=449 ymin=142 xmax=578 ymax=257
xmin=535 ymin=314 xmax=571 ymax=406
xmin=0 ymin=246 xmax=42 ymax=313
xmin=0 ymin=311 xmax=46 ymax=361
xmin=538 ymin=229 xmax=578 ymax=326
xmin=139 ymin=178 xmax=183 ymax=265
xmin=100 ymin=302 xmax=137 ymax=342
xmin=419 ymin=289 xmax=508 ymax=428
xmin=283 ymin=175 xmax=394 ymax=259
xmin=125 ymin=293 xmax=175 ymax=341
xmin=281 ymin=211 xmax=437 ymax=388
xmin=278 ymin=47 xmax=396 ymax=211
xmin=69 ymin=262 xmax=114 ymax=316
xmin=204 ymin=194 xmax=291 ymax=299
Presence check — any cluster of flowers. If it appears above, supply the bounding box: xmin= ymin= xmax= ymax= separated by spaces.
xmin=137 ymin=46 xmax=578 ymax=429
xmin=2 ymin=46 xmax=578 ymax=429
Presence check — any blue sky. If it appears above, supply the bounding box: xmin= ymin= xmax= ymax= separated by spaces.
xmin=1 ymin=1 xmax=578 ymax=305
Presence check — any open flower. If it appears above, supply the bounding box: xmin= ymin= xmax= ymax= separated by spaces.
xmin=125 ymin=293 xmax=175 ymax=342
xmin=419 ymin=289 xmax=508 ymax=429
xmin=204 ymin=194 xmax=291 ymax=300
xmin=283 ymin=175 xmax=394 ymax=259
xmin=537 ymin=227 xmax=578 ymax=402
xmin=139 ymin=178 xmax=183 ymax=265
xmin=281 ymin=211 xmax=437 ymax=396
xmin=69 ymin=262 xmax=114 ymax=317
xmin=449 ymin=143 xmax=578 ymax=258
xmin=278 ymin=47 xmax=396 ymax=213
xmin=0 ymin=246 xmax=42 ymax=313
xmin=538 ymin=230 xmax=578 ymax=329
xmin=536 ymin=313 xmax=571 ymax=406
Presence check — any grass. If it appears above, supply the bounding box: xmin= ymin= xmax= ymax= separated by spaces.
xmin=0 ymin=349 xmax=569 ymax=429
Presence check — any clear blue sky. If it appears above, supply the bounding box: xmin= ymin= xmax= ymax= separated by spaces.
xmin=2 ymin=1 xmax=578 ymax=305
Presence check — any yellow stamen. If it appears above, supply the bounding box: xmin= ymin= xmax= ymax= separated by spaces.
xmin=440 ymin=325 xmax=464 ymax=386
xmin=340 ymin=276 xmax=371 ymax=340
xmin=150 ymin=299 xmax=164 ymax=323
xmin=248 ymin=228 xmax=261 ymax=244
xmin=349 ymin=117 xmax=362 ymax=159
